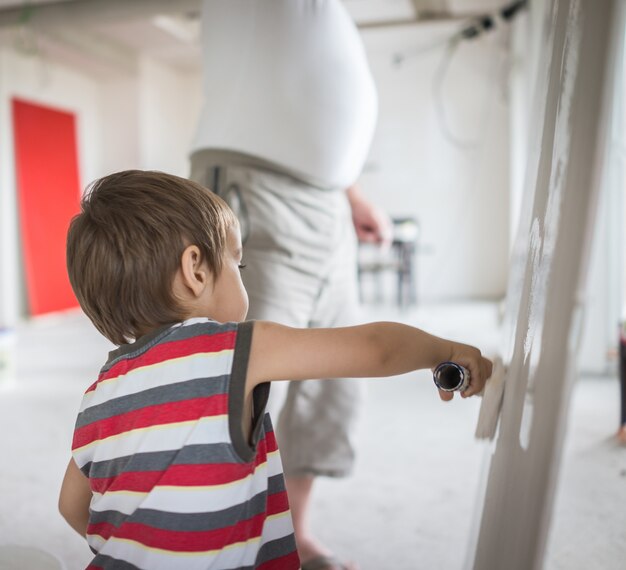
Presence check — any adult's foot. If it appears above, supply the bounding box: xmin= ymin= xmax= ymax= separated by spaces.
xmin=285 ymin=476 xmax=358 ymax=570
xmin=300 ymin=554 xmax=357 ymax=570
xmin=297 ymin=535 xmax=332 ymax=565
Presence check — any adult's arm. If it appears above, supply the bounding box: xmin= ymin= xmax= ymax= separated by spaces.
xmin=346 ymin=184 xmax=393 ymax=247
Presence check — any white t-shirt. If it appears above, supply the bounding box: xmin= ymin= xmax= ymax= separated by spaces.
xmin=191 ymin=0 xmax=378 ymax=189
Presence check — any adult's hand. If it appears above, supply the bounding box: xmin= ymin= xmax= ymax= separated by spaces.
xmin=346 ymin=185 xmax=393 ymax=247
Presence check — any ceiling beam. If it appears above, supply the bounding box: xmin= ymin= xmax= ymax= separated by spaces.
xmin=357 ymin=10 xmax=485 ymax=30
xmin=41 ymin=26 xmax=138 ymax=75
xmin=411 ymin=0 xmax=450 ymax=16
xmin=1 ymin=0 xmax=489 ymax=36
xmin=0 ymin=0 xmax=201 ymax=29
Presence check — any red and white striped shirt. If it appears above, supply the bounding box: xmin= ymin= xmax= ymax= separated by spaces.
xmin=72 ymin=318 xmax=299 ymax=570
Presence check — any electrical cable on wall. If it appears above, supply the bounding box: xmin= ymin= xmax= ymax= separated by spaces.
xmin=393 ymin=0 xmax=528 ymax=150
xmin=12 ymin=5 xmax=54 ymax=89
xmin=431 ymin=37 xmax=477 ymax=149
xmin=13 ymin=5 xmax=39 ymax=56
xmin=423 ymin=31 xmax=510 ymax=295
xmin=393 ymin=1 xmax=528 ymax=65
xmin=395 ymin=2 xmax=524 ymax=295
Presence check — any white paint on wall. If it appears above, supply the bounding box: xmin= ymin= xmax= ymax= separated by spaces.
xmin=470 ymin=1 xmax=622 ymax=568
xmin=508 ymin=2 xmax=549 ymax=249
xmin=507 ymin=0 xmax=619 ymax=375
xmin=358 ymin=22 xmax=510 ymax=301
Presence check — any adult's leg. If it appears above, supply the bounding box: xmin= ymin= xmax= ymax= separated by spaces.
xmin=277 ymin=193 xmax=363 ymax=568
xmin=191 ymin=155 xmax=362 ymax=567
xmin=190 ymin=155 xmax=320 ymax=414
xmin=238 ymin=172 xmax=363 ymax=568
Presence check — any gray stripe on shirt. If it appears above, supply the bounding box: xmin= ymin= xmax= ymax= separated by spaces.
xmin=88 ymin=474 xmax=286 ymax=533
xmin=75 ymin=375 xmax=229 ymax=429
xmin=84 ymin=442 xmax=239 ymax=479
xmin=103 ymin=320 xmax=238 ymax=372
xmin=255 ymin=534 xmax=299 ymax=567
xmin=89 ymin=486 xmax=273 ymax=532
xmin=89 ymin=554 xmax=141 ymax=570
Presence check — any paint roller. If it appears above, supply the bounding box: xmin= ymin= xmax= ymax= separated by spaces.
xmin=474 ymin=356 xmax=506 ymax=440
xmin=433 ymin=357 xmax=506 ymax=440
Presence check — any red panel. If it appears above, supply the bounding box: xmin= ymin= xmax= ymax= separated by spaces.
xmin=12 ymin=98 xmax=81 ymax=315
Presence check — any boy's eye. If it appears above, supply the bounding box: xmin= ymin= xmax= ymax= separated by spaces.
xmin=238 ymin=263 xmax=246 ymax=270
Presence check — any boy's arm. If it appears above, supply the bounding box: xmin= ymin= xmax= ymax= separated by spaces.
xmin=59 ymin=457 xmax=92 ymax=537
xmin=246 ymin=321 xmax=492 ymax=400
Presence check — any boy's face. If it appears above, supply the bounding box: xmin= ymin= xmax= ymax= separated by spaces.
xmin=205 ymin=224 xmax=249 ymax=323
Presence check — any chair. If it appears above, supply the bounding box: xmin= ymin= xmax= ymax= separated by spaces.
xmin=357 ymin=217 xmax=419 ymax=307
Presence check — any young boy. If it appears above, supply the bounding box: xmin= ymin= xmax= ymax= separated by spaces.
xmin=59 ymin=170 xmax=492 ymax=570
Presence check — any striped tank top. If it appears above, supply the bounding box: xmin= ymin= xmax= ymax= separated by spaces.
xmin=71 ymin=318 xmax=299 ymax=569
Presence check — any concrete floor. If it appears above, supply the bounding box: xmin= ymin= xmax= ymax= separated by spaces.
xmin=0 ymin=302 xmax=624 ymax=570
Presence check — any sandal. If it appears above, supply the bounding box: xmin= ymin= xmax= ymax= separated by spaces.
xmin=301 ymin=555 xmax=350 ymax=570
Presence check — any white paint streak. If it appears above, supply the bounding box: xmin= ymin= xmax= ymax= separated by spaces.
xmin=520 ymin=0 xmax=582 ymax=449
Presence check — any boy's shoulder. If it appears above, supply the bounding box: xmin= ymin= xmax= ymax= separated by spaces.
xmin=82 ymin=318 xmax=252 ymax=400
xmin=102 ymin=318 xmax=247 ymax=372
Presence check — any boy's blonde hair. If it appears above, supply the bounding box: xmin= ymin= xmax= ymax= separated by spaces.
xmin=66 ymin=170 xmax=236 ymax=345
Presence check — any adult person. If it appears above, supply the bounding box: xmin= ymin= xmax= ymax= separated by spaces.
xmin=190 ymin=2 xmax=391 ymax=568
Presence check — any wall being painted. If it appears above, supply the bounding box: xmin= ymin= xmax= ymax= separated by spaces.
xmin=470 ymin=2 xmax=622 ymax=568
xmin=358 ymin=22 xmax=511 ymax=301
xmin=508 ymin=2 xmax=623 ymax=375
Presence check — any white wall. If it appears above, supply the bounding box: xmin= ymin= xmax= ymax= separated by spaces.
xmin=98 ymin=77 xmax=141 ymax=178
xmin=138 ymin=56 xmax=202 ymax=178
xmin=576 ymin=51 xmax=624 ymax=375
xmin=0 ymin=39 xmax=204 ymax=325
xmin=90 ymin=55 xmax=202 ymax=181
xmin=0 ymin=45 xmax=101 ymax=326
xmin=1 ymin=18 xmax=515 ymax=315
xmin=358 ymin=22 xmax=510 ymax=301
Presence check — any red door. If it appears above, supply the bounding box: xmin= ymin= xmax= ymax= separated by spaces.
xmin=12 ymin=98 xmax=81 ymax=315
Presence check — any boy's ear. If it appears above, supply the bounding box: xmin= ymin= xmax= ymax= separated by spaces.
xmin=179 ymin=245 xmax=213 ymax=297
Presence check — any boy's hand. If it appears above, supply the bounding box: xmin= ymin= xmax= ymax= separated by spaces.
xmin=438 ymin=342 xmax=493 ymax=401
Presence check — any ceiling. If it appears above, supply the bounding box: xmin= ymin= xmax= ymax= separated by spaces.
xmin=0 ymin=0 xmax=509 ymax=74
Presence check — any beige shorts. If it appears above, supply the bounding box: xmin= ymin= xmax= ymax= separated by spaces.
xmin=190 ymin=150 xmax=362 ymax=478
